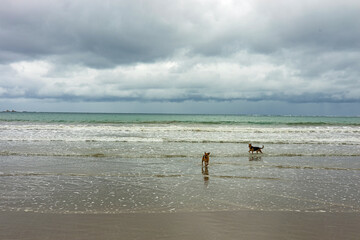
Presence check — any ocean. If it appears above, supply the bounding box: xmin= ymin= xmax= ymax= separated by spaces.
xmin=1 ymin=112 xmax=360 ymax=213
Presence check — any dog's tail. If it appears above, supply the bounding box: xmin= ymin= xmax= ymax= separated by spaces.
xmin=261 ymin=145 xmax=264 ymax=149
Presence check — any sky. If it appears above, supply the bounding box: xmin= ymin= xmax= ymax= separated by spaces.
xmin=1 ymin=0 xmax=360 ymax=116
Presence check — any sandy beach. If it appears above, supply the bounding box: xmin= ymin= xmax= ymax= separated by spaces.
xmin=1 ymin=211 xmax=360 ymax=240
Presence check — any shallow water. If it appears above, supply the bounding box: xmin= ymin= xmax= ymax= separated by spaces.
xmin=1 ymin=113 xmax=360 ymax=213
xmin=1 ymin=154 xmax=359 ymax=213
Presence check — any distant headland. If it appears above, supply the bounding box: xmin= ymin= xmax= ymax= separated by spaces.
xmin=2 ymin=110 xmax=18 ymax=112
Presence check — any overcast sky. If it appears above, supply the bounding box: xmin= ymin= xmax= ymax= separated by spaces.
xmin=1 ymin=0 xmax=360 ymax=115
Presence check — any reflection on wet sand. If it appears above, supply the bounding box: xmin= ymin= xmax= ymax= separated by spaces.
xmin=249 ymin=155 xmax=262 ymax=161
xmin=202 ymin=166 xmax=209 ymax=187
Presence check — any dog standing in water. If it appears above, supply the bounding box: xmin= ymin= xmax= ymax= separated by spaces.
xmin=248 ymin=144 xmax=264 ymax=154
xmin=202 ymin=152 xmax=210 ymax=166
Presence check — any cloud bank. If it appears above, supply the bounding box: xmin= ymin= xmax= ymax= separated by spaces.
xmin=1 ymin=0 xmax=360 ymax=111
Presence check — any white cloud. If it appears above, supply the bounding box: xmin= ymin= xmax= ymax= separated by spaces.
xmin=3 ymin=49 xmax=359 ymax=104
xmin=10 ymin=61 xmax=51 ymax=78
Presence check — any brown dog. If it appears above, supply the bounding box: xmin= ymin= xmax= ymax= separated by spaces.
xmin=248 ymin=144 xmax=264 ymax=154
xmin=202 ymin=152 xmax=210 ymax=166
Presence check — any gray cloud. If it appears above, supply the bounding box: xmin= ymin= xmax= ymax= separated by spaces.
xmin=1 ymin=0 xmax=360 ymax=113
xmin=2 ymin=0 xmax=357 ymax=64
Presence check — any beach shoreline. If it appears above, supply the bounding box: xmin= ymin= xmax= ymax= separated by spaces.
xmin=1 ymin=114 xmax=360 ymax=239
xmin=1 ymin=210 xmax=360 ymax=240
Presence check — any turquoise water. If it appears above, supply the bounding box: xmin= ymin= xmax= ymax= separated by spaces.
xmin=1 ymin=112 xmax=360 ymax=125
xmin=1 ymin=112 xmax=360 ymax=213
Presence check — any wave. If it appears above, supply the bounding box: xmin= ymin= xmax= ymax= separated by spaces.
xmin=166 ymin=139 xmax=360 ymax=145
xmin=0 ymin=172 xmax=273 ymax=179
xmin=2 ymin=119 xmax=360 ymax=126
xmin=2 ymin=151 xmax=360 ymax=158
xmin=0 ymin=172 xmax=281 ymax=180
xmin=0 ymin=172 xmax=90 ymax=177
xmin=2 ymin=166 xmax=358 ymax=180
xmin=271 ymin=165 xmax=360 ymax=171
xmin=0 ymin=151 xmax=192 ymax=158
xmin=0 ymin=151 xmax=111 ymax=158
xmin=2 ymin=138 xmax=359 ymax=145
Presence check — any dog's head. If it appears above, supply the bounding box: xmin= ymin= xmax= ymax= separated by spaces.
xmin=203 ymin=152 xmax=210 ymax=157
xmin=248 ymin=144 xmax=252 ymax=149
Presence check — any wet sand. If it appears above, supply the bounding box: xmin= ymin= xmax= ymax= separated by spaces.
xmin=1 ymin=211 xmax=360 ymax=240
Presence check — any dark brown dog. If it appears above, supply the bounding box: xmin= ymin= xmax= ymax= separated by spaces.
xmin=248 ymin=144 xmax=264 ymax=154
xmin=202 ymin=152 xmax=210 ymax=166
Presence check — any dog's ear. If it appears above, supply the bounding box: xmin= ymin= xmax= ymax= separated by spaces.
xmin=208 ymin=152 xmax=210 ymax=155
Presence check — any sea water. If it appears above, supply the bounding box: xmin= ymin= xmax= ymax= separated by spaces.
xmin=0 ymin=112 xmax=359 ymax=213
